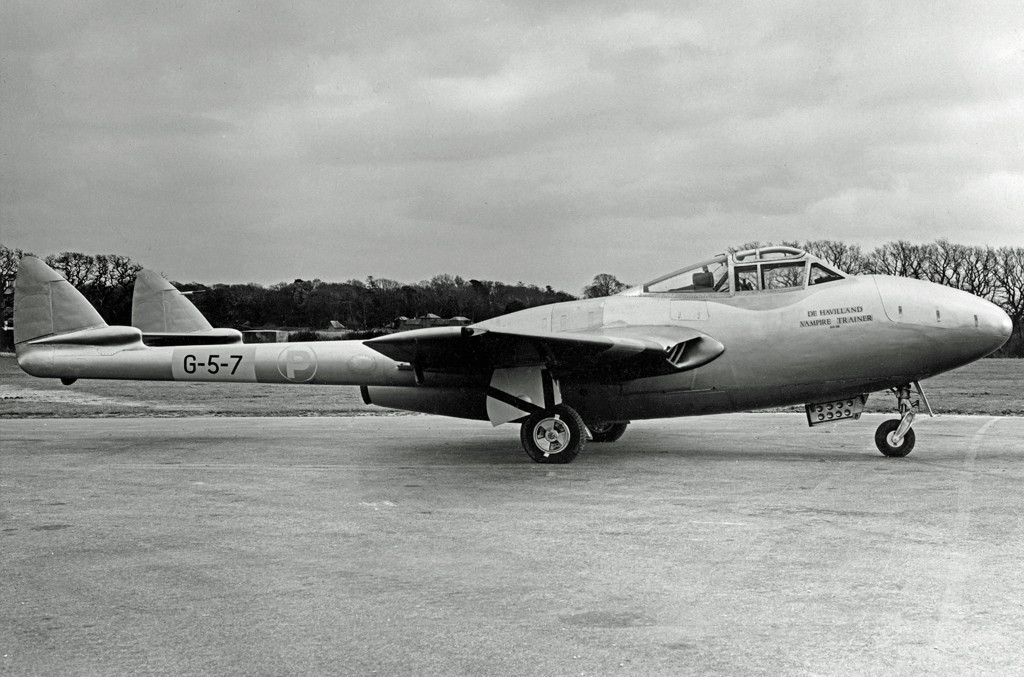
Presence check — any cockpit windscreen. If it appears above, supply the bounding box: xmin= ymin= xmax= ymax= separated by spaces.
xmin=645 ymin=256 xmax=731 ymax=293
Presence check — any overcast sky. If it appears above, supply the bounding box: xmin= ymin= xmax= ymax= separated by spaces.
xmin=2 ymin=2 xmax=1022 ymax=292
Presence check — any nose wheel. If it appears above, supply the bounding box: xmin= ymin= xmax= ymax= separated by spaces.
xmin=874 ymin=383 xmax=931 ymax=457
xmin=875 ymin=419 xmax=916 ymax=457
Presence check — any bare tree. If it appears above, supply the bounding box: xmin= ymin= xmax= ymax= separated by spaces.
xmin=98 ymin=254 xmax=142 ymax=290
xmin=958 ymin=245 xmax=998 ymax=300
xmin=44 ymin=251 xmax=97 ymax=287
xmin=1 ymin=244 xmax=32 ymax=335
xmin=802 ymin=240 xmax=870 ymax=274
xmin=90 ymin=254 xmax=143 ymax=324
xmin=583 ymin=273 xmax=628 ymax=298
xmin=925 ymin=239 xmax=961 ymax=287
xmin=993 ymin=246 xmax=1024 ymax=354
xmin=1 ymin=244 xmax=29 ymax=294
xmin=866 ymin=241 xmax=932 ymax=278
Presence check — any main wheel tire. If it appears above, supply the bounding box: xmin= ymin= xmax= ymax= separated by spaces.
xmin=588 ymin=421 xmax=629 ymax=443
xmin=875 ymin=419 xmax=916 ymax=457
xmin=520 ymin=404 xmax=586 ymax=464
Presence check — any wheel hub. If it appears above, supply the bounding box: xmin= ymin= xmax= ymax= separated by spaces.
xmin=535 ymin=417 xmax=568 ymax=454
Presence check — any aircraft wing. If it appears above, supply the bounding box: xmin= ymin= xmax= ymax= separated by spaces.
xmin=364 ymin=324 xmax=724 ymax=381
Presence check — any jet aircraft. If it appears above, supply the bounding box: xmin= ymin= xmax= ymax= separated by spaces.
xmin=12 ymin=246 xmax=1012 ymax=463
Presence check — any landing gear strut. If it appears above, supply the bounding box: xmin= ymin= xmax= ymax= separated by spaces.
xmin=875 ymin=383 xmax=931 ymax=457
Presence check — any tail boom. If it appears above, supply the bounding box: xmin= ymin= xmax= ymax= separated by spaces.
xmin=13 ymin=256 xmax=415 ymax=387
xmin=17 ymin=337 xmax=417 ymax=387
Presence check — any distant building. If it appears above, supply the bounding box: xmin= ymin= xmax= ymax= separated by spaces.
xmin=242 ymin=330 xmax=289 ymax=343
xmin=317 ymin=321 xmax=354 ymax=339
xmin=394 ymin=314 xmax=473 ymax=332
xmin=243 ymin=322 xmax=355 ymax=342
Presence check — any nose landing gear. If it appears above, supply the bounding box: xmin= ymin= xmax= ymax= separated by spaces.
xmin=875 ymin=383 xmax=933 ymax=457
xmin=875 ymin=418 xmax=916 ymax=457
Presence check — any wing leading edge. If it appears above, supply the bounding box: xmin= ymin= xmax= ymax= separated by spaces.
xmin=364 ymin=324 xmax=724 ymax=382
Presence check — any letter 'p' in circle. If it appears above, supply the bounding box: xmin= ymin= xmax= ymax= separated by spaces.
xmin=277 ymin=346 xmax=318 ymax=383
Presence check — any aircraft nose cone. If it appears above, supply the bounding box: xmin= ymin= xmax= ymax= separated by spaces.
xmin=970 ymin=296 xmax=1013 ymax=356
xmin=873 ymin=275 xmax=1013 ymax=364
xmin=987 ymin=304 xmax=1013 ymax=342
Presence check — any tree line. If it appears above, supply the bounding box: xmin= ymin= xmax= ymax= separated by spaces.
xmin=0 ymin=244 xmax=574 ymax=336
xmin=2 ymin=239 xmax=1022 ymax=356
xmin=179 ymin=273 xmax=576 ymax=334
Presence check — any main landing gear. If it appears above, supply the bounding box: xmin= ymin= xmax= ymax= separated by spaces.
xmin=587 ymin=421 xmax=630 ymax=443
xmin=490 ymin=367 xmax=629 ymax=464
xmin=520 ymin=405 xmax=587 ymax=464
xmin=875 ymin=383 xmax=932 ymax=457
xmin=492 ymin=367 xmax=631 ymax=464
xmin=518 ymin=408 xmax=631 ymax=463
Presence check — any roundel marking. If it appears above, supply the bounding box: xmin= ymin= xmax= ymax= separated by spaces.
xmin=348 ymin=354 xmax=377 ymax=372
xmin=277 ymin=345 xmax=318 ymax=383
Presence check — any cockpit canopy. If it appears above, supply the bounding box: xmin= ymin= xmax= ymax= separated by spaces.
xmin=641 ymin=246 xmax=847 ymax=295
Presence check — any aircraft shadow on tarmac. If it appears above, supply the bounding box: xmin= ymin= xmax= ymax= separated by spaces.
xmin=397 ymin=430 xmax=885 ymax=466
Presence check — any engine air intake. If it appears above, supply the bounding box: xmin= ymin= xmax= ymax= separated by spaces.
xmin=665 ymin=341 xmax=689 ymax=367
xmin=662 ymin=336 xmax=726 ymax=371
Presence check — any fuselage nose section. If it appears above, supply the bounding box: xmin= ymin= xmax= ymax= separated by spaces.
xmin=872 ymin=275 xmax=1012 ymax=368
xmin=990 ymin=304 xmax=1013 ymax=342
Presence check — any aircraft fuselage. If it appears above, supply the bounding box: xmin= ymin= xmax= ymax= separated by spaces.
xmin=539 ymin=274 xmax=1010 ymax=421
xmin=13 ymin=247 xmax=1013 ymax=462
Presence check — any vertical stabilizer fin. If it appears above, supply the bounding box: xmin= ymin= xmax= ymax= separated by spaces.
xmin=132 ymin=269 xmax=213 ymax=333
xmin=13 ymin=257 xmax=107 ymax=344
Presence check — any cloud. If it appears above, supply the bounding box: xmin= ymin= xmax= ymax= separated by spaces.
xmin=2 ymin=2 xmax=1022 ymax=290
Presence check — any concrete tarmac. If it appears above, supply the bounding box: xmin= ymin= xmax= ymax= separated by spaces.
xmin=2 ymin=413 xmax=1023 ymax=676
